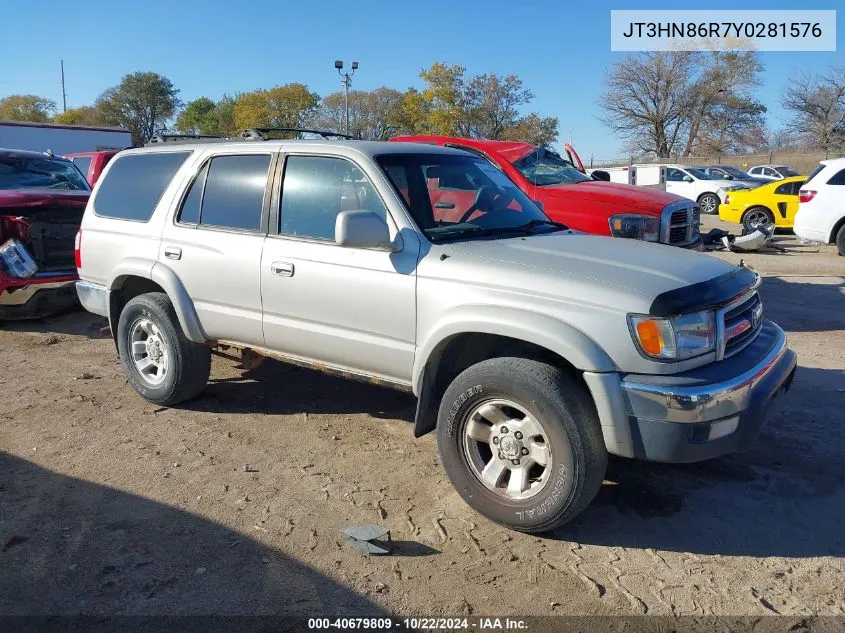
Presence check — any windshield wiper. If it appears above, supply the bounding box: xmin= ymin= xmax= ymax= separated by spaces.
xmin=434 ymin=219 xmax=568 ymax=242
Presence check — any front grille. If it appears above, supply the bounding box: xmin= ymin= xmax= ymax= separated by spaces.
xmin=662 ymin=204 xmax=700 ymax=246
xmin=720 ymin=292 xmax=763 ymax=358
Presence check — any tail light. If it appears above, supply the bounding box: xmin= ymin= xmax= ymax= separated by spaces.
xmin=799 ymin=190 xmax=817 ymax=203
xmin=74 ymin=230 xmax=82 ymax=269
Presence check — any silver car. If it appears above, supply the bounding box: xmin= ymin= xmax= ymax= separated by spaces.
xmin=75 ymin=136 xmax=797 ymax=532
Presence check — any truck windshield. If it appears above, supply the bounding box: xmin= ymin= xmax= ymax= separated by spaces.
xmin=0 ymin=156 xmax=90 ymax=191
xmin=511 ymin=148 xmax=592 ymax=186
xmin=377 ymin=153 xmax=562 ymax=242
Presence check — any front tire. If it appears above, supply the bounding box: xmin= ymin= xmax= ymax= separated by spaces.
xmin=698 ymin=192 xmax=720 ymax=215
xmin=436 ymin=357 xmax=607 ymax=533
xmin=116 ymin=292 xmax=211 ymax=406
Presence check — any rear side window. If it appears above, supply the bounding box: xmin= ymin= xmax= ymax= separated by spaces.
xmin=827 ymin=168 xmax=845 ymax=185
xmin=177 ymin=163 xmax=209 ymax=225
xmin=197 ymin=155 xmax=271 ymax=231
xmin=774 ymin=180 xmax=804 ymax=196
xmin=94 ymin=152 xmax=191 ymax=221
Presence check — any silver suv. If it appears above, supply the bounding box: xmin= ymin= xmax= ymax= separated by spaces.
xmin=75 ymin=135 xmax=797 ymax=532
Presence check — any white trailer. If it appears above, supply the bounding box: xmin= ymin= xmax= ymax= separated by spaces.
xmin=0 ymin=121 xmax=132 ymax=155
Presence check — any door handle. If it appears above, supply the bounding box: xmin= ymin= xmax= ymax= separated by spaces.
xmin=164 ymin=246 xmax=182 ymax=260
xmin=271 ymin=261 xmax=295 ymax=277
xmin=434 ymin=201 xmax=455 ymax=209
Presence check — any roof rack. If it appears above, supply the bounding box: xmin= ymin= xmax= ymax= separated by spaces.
xmin=144 ymin=128 xmax=354 ymax=146
xmin=241 ymin=127 xmax=355 ymax=140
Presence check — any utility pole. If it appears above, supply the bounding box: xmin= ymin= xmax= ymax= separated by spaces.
xmin=334 ymin=60 xmax=359 ymax=136
xmin=60 ymin=60 xmax=67 ymax=113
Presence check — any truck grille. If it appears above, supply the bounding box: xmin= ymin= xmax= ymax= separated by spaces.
xmin=719 ymin=291 xmax=763 ymax=359
xmin=661 ymin=204 xmax=700 ymax=246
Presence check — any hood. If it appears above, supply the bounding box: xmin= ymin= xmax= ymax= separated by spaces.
xmin=444 ymin=231 xmax=737 ymax=315
xmin=541 ymin=181 xmax=685 ymax=212
xmin=0 ymin=189 xmax=89 ymax=210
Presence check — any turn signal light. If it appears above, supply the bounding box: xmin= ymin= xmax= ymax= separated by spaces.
xmin=635 ymin=320 xmax=664 ymax=356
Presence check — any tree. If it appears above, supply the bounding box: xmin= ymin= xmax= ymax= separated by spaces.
xmin=175 ymin=97 xmax=217 ymax=135
xmin=501 ymin=113 xmax=559 ymax=148
xmin=598 ymin=51 xmax=765 ymax=158
xmin=419 ymin=62 xmax=467 ymax=135
xmin=0 ymin=95 xmax=56 ymax=122
xmin=782 ymin=64 xmax=845 ymax=153
xmin=52 ymin=106 xmax=105 ymax=126
xmin=463 ymin=73 xmax=534 ymax=139
xmin=95 ymin=72 xmax=181 ymax=145
xmin=232 ymin=84 xmax=319 ymax=132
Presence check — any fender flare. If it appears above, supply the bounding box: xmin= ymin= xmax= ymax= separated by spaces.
xmin=411 ymin=306 xmax=616 ymax=437
xmin=108 ymin=259 xmax=206 ymax=344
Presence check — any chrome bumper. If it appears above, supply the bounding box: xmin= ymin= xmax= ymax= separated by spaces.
xmin=75 ymin=281 xmax=109 ymax=317
xmin=585 ymin=321 xmax=797 ymax=463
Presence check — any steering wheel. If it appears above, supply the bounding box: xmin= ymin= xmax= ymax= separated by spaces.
xmin=456 ymin=186 xmax=515 ymax=224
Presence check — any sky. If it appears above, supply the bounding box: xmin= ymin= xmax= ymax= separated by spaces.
xmin=1 ymin=0 xmax=842 ymax=159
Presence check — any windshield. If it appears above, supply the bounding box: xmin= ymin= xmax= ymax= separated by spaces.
xmin=719 ymin=166 xmax=752 ymax=179
xmin=512 ymin=148 xmax=591 ymax=186
xmin=0 ymin=155 xmax=90 ymax=191
xmin=685 ymin=167 xmax=714 ymax=180
xmin=377 ymin=153 xmax=560 ymax=242
xmin=778 ymin=166 xmax=800 ymax=177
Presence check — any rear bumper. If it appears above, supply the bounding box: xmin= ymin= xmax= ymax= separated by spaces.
xmin=585 ymin=321 xmax=797 ymax=463
xmin=75 ymin=280 xmax=109 ymax=317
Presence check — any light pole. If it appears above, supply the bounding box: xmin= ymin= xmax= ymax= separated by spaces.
xmin=334 ymin=60 xmax=358 ymax=136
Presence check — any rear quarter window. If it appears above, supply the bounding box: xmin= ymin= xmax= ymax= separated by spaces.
xmin=94 ymin=152 xmax=191 ymax=221
xmin=827 ymin=168 xmax=845 ymax=185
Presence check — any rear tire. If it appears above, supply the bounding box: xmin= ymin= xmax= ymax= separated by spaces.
xmin=698 ymin=192 xmax=720 ymax=215
xmin=742 ymin=206 xmax=775 ymax=233
xmin=116 ymin=292 xmax=210 ymax=406
xmin=836 ymin=223 xmax=845 ymax=256
xmin=436 ymin=357 xmax=607 ymax=533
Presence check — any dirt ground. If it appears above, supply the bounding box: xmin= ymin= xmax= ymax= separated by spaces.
xmin=1 ymin=216 xmax=843 ymax=619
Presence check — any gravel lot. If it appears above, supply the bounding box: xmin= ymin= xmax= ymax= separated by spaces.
xmin=1 ymin=216 xmax=843 ymax=618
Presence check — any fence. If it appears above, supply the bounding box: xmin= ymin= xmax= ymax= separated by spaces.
xmin=588 ymin=152 xmax=840 ymax=175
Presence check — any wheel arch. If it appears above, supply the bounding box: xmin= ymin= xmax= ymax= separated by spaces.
xmin=412 ymin=309 xmax=616 ymax=438
xmin=740 ymin=205 xmax=775 ymax=225
xmin=107 ymin=260 xmax=206 ymax=345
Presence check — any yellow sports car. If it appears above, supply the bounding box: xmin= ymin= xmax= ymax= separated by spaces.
xmin=718 ymin=176 xmax=806 ymax=232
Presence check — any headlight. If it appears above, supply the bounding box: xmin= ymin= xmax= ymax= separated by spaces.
xmin=628 ymin=310 xmax=716 ymax=360
xmin=608 ymin=214 xmax=660 ymax=242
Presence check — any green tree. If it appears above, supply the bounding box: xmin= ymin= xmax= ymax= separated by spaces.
xmin=96 ymin=72 xmax=182 ymax=145
xmin=52 ymin=106 xmax=105 ymax=126
xmin=316 ymin=87 xmax=405 ymax=139
xmin=175 ymin=97 xmax=217 ymax=135
xmin=463 ymin=73 xmax=534 ymax=139
xmin=502 ymin=113 xmax=559 ymax=148
xmin=0 ymin=94 xmax=56 ymax=122
xmin=233 ymin=84 xmax=319 ymax=132
xmin=419 ymin=63 xmax=467 ymax=135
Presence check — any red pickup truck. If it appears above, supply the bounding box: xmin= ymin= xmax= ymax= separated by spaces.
xmin=64 ymin=150 xmax=120 ymax=186
xmin=0 ymin=149 xmax=89 ymax=319
xmin=391 ymin=136 xmax=702 ymax=249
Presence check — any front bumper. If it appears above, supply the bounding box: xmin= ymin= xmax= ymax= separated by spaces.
xmin=585 ymin=321 xmax=796 ymax=463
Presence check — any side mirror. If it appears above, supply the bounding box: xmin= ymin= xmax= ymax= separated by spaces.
xmin=591 ymin=170 xmax=611 ymax=182
xmin=683 ymin=176 xmax=693 ymax=183
xmin=532 ymin=199 xmax=544 ymax=211
xmin=335 ymin=210 xmax=397 ymax=250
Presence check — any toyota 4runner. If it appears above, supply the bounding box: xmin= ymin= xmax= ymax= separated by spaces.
xmin=75 ymin=135 xmax=797 ymax=532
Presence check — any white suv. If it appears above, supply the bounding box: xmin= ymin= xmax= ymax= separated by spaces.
xmin=793 ymin=158 xmax=845 ymax=255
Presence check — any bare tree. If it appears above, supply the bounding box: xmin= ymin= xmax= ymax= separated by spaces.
xmin=598 ymin=52 xmax=701 ymax=158
xmin=463 ymin=73 xmax=534 ymax=139
xmin=782 ymin=64 xmax=845 ymax=154
xmin=598 ymin=51 xmax=765 ymax=158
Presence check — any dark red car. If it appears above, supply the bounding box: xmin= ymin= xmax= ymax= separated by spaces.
xmin=391 ymin=136 xmax=702 ymax=249
xmin=0 ymin=149 xmax=89 ymax=319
